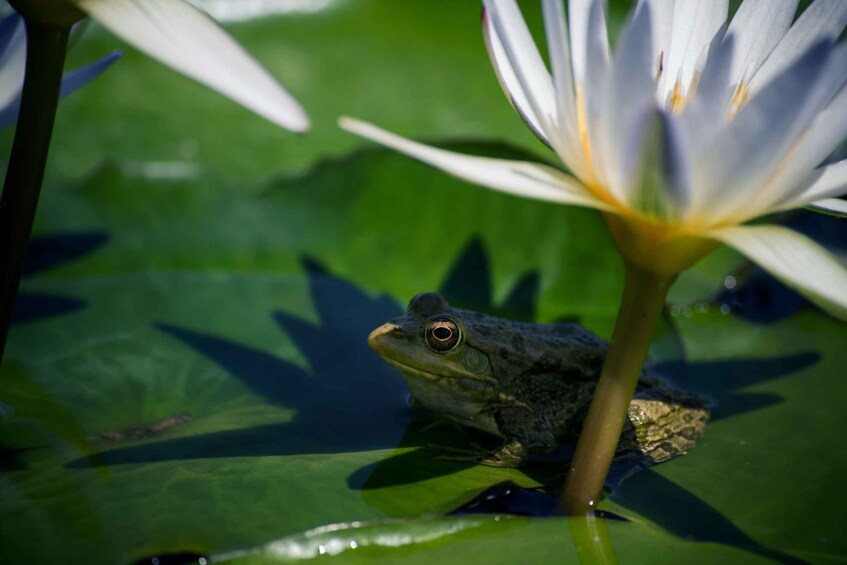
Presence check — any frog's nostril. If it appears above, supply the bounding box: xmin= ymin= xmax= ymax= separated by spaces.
xmin=367 ymin=323 xmax=400 ymax=350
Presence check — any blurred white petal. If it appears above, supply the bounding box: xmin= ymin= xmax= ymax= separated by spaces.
xmin=75 ymin=0 xmax=309 ymax=131
xmin=753 ymin=49 xmax=847 ymax=214
xmin=660 ymin=0 xmax=727 ymax=103
xmin=637 ymin=0 xmax=674 ymax=86
xmin=808 ymin=198 xmax=847 ymax=218
xmin=482 ymin=10 xmax=550 ymax=148
xmin=750 ymin=0 xmax=847 ymax=93
xmin=680 ymin=34 xmax=734 ymax=156
xmin=724 ymin=0 xmax=798 ymax=87
xmin=339 ymin=117 xmax=611 ymax=210
xmin=579 ymin=0 xmax=612 ymax=186
xmin=569 ymin=0 xmax=609 ymax=88
xmin=482 ymin=0 xmax=556 ymax=136
xmin=0 ymin=12 xmax=25 ymax=109
xmin=603 ymin=0 xmax=658 ymax=200
xmin=541 ymin=0 xmax=584 ymax=176
xmin=0 ymin=50 xmax=121 ymax=129
xmin=787 ymin=160 xmax=847 ymax=206
xmin=629 ymin=110 xmax=690 ymax=219
xmin=709 ymin=224 xmax=847 ymax=319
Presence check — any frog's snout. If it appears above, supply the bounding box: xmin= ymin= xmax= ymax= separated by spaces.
xmin=368 ymin=322 xmax=401 ymax=352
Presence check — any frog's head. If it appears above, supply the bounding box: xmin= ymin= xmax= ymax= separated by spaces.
xmin=368 ymin=293 xmax=499 ymax=410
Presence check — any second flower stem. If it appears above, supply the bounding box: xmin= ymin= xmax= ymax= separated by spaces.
xmin=558 ymin=263 xmax=673 ymax=515
xmin=0 ymin=19 xmax=71 ymax=362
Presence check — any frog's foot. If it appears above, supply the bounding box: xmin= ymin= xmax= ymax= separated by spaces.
xmin=431 ymin=441 xmax=525 ymax=468
xmin=614 ymin=386 xmax=710 ymax=477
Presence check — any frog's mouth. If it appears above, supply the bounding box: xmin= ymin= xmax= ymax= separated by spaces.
xmin=381 ymin=356 xmax=498 ymax=387
xmin=381 ymin=356 xmax=446 ymax=382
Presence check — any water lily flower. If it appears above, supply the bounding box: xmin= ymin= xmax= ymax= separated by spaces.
xmin=0 ymin=10 xmax=120 ymax=129
xmin=340 ymin=0 xmax=847 ymax=513
xmin=9 ymin=0 xmax=309 ymax=131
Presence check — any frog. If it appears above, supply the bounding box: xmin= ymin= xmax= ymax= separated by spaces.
xmin=367 ymin=292 xmax=709 ymax=470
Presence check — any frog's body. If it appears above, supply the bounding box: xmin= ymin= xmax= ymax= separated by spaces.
xmin=368 ymin=293 xmax=708 ymax=468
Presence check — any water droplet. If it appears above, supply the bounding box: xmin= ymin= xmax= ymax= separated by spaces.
xmin=318 ymin=545 xmax=327 ymax=555
xmin=695 ymin=302 xmax=708 ymax=314
xmin=720 ymin=304 xmax=731 ymax=315
xmin=724 ymin=275 xmax=737 ymax=290
xmin=349 ymin=541 xmax=358 ymax=549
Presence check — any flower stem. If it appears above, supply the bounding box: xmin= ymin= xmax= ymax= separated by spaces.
xmin=0 ymin=19 xmax=71 ymax=362
xmin=558 ymin=263 xmax=673 ymax=515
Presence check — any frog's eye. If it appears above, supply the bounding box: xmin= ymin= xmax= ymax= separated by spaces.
xmin=425 ymin=319 xmax=461 ymax=352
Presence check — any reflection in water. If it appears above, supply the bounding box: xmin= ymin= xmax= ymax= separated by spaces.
xmin=192 ymin=0 xmax=338 ymax=22
xmin=569 ymin=515 xmax=618 ymax=565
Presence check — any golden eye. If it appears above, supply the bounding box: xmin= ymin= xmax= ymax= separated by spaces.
xmin=426 ymin=319 xmax=461 ymax=352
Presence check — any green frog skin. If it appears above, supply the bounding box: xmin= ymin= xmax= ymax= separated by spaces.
xmin=368 ymin=292 xmax=709 ymax=468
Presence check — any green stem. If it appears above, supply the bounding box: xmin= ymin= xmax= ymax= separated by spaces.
xmin=558 ymin=263 xmax=673 ymax=515
xmin=0 ymin=19 xmax=70 ymax=362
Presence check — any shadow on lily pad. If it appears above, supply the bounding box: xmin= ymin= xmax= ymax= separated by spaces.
xmin=11 ymin=231 xmax=108 ymax=325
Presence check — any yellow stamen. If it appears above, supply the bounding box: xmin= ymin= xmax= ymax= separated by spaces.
xmin=669 ymin=81 xmax=687 ymax=114
xmin=728 ymin=82 xmax=750 ymax=118
xmin=575 ymin=85 xmax=594 ymax=173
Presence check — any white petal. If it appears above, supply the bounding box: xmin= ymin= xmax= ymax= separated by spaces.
xmin=789 ymin=160 xmax=847 ymax=206
xmin=692 ymin=42 xmax=831 ymax=222
xmin=724 ymin=0 xmax=798 ymax=87
xmin=0 ymin=13 xmax=25 ymax=109
xmin=744 ymin=46 xmax=847 ymax=215
xmin=482 ymin=9 xmax=550 ymax=147
xmin=574 ymin=0 xmax=612 ymax=185
xmin=628 ymin=110 xmax=690 ymax=219
xmin=709 ymin=224 xmax=847 ymax=320
xmin=569 ymin=0 xmax=609 ymax=88
xmin=680 ymin=34 xmax=734 ymax=153
xmin=750 ymin=0 xmax=847 ymax=93
xmin=660 ymin=0 xmax=728 ymax=103
xmin=74 ymin=0 xmax=309 ymax=132
xmin=540 ymin=0 xmax=584 ymax=176
xmin=637 ymin=0 xmax=674 ymax=83
xmin=482 ymin=0 xmax=556 ymax=135
xmin=808 ymin=198 xmax=847 ymax=218
xmin=602 ymin=0 xmax=657 ymax=200
xmin=338 ymin=117 xmax=611 ymax=210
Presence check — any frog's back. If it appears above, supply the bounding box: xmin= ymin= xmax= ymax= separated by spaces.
xmin=457 ymin=309 xmax=608 ymax=433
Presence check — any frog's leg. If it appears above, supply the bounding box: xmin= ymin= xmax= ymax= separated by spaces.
xmin=435 ymin=406 xmax=556 ymax=468
xmin=614 ymin=386 xmax=710 ymax=472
